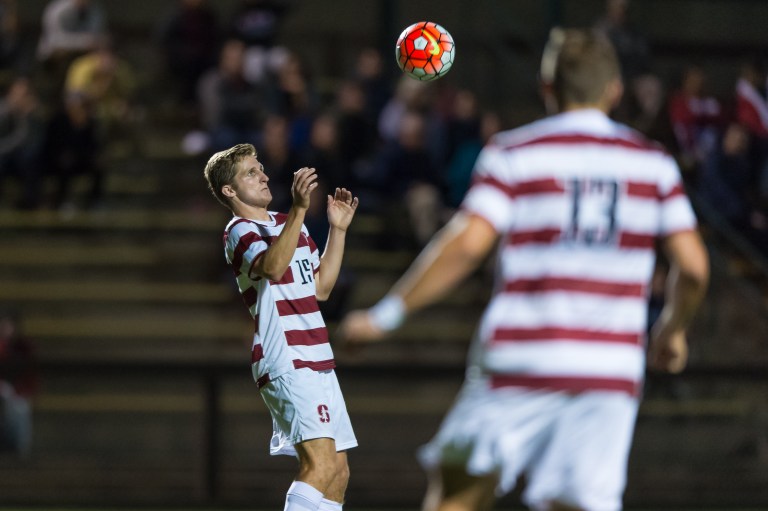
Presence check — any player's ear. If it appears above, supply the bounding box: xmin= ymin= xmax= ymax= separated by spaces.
xmin=605 ymin=78 xmax=624 ymax=111
xmin=539 ymin=81 xmax=559 ymax=115
xmin=222 ymin=183 xmax=236 ymax=199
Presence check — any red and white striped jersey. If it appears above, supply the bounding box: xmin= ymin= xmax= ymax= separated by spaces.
xmin=223 ymin=213 xmax=334 ymax=388
xmin=461 ymin=109 xmax=697 ymax=396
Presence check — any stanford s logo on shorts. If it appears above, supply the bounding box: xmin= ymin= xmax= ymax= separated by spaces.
xmin=317 ymin=404 xmax=330 ymax=423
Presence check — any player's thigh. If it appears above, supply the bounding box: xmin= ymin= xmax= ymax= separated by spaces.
xmin=261 ymin=369 xmax=353 ymax=449
xmin=525 ymin=392 xmax=639 ymax=511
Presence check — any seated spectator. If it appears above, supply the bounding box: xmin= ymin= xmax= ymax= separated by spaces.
xmin=442 ymin=89 xmax=480 ymax=166
xmin=266 ymin=52 xmax=319 ymax=150
xmin=735 ymin=57 xmax=768 ymax=227
xmin=625 ymin=72 xmax=675 ymax=149
xmin=36 ymin=0 xmax=107 ymax=93
xmin=255 ymin=114 xmax=304 ymax=211
xmin=0 ymin=306 xmax=39 ymax=460
xmin=594 ymin=0 xmax=661 ymax=125
xmin=594 ymin=0 xmax=651 ymax=82
xmin=43 ymin=92 xmax=102 ymax=211
xmin=0 ymin=0 xmax=19 ymax=70
xmin=301 ymin=112 xmax=345 ymax=191
xmin=334 ymin=80 xmax=376 ymax=189
xmin=698 ymin=123 xmax=753 ymax=229
xmin=0 ymin=77 xmax=45 ymax=209
xmin=445 ymin=110 xmax=501 ymax=209
xmin=64 ymin=38 xmax=138 ymax=145
xmin=668 ymin=64 xmax=725 ymax=175
xmin=349 ymin=47 xmax=391 ymax=124
xmin=197 ymin=38 xmax=266 ymax=153
xmin=735 ymin=57 xmax=768 ymax=140
xmin=228 ymin=0 xmax=290 ymax=84
xmin=378 ymin=75 xmax=431 ymax=145
xmin=378 ymin=74 xmax=444 ymax=167
xmin=157 ymin=0 xmax=219 ymax=104
xmin=368 ymin=110 xmax=445 ymax=246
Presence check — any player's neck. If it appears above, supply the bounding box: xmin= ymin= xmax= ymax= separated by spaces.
xmin=561 ymin=103 xmax=610 ymax=114
xmin=232 ymin=203 xmax=271 ymax=222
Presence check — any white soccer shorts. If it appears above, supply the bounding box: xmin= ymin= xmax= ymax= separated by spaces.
xmin=260 ymin=368 xmax=358 ymax=456
xmin=418 ymin=377 xmax=639 ymax=511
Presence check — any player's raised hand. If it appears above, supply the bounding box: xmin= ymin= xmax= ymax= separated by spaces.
xmin=327 ymin=187 xmax=359 ymax=231
xmin=291 ymin=167 xmax=318 ymax=210
xmin=648 ymin=321 xmax=689 ymax=374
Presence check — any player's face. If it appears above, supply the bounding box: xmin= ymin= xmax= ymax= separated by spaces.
xmin=230 ymin=155 xmax=271 ymax=209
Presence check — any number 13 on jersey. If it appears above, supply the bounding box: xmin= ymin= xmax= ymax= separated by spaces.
xmin=564 ymin=178 xmax=619 ymax=246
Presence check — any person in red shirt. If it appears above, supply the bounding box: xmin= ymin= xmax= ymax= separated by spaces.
xmin=0 ymin=306 xmax=40 ymax=459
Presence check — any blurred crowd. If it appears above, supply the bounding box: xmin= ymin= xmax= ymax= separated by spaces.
xmin=0 ymin=0 xmax=766 ymax=254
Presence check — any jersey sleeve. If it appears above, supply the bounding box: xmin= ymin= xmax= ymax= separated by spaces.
xmin=657 ymin=156 xmax=698 ymax=236
xmin=460 ymin=143 xmax=518 ymax=233
xmin=225 ymin=222 xmax=269 ymax=278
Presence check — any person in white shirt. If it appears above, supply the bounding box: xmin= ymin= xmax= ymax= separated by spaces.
xmin=339 ymin=28 xmax=709 ymax=511
xmin=204 ymin=143 xmax=359 ymax=511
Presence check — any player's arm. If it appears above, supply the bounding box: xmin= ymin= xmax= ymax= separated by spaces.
xmin=315 ymin=188 xmax=359 ymax=301
xmin=250 ymin=168 xmax=317 ymax=281
xmin=648 ymin=230 xmax=709 ymax=373
xmin=338 ymin=211 xmax=499 ymax=342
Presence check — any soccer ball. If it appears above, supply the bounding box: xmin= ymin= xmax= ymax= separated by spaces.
xmin=395 ymin=21 xmax=455 ymax=81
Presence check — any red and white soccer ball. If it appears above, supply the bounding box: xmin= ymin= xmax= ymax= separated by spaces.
xmin=395 ymin=21 xmax=455 ymax=81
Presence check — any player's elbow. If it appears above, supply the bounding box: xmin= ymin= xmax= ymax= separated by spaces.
xmin=257 ymin=267 xmax=285 ymax=282
xmin=665 ymin=231 xmax=710 ymax=293
xmin=681 ymin=252 xmax=709 ymax=292
xmin=676 ymin=244 xmax=710 ymax=294
xmin=315 ymin=288 xmax=330 ymax=302
xmin=256 ymin=258 xmax=290 ymax=282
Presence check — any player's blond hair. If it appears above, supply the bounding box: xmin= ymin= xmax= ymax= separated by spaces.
xmin=203 ymin=143 xmax=256 ymax=209
xmin=541 ymin=28 xmax=620 ymax=107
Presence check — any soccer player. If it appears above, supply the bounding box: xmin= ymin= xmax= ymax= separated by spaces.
xmin=204 ymin=143 xmax=359 ymax=511
xmin=338 ymin=28 xmax=709 ymax=511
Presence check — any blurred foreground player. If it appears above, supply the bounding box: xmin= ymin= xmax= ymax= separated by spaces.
xmin=339 ymin=29 xmax=709 ymax=511
xmin=204 ymin=143 xmax=359 ymax=511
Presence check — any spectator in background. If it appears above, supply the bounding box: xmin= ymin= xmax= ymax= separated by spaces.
xmin=445 ymin=110 xmax=501 ymax=209
xmin=369 ymin=110 xmax=445 ymax=246
xmin=697 ymin=123 xmax=754 ymax=230
xmin=44 ymin=92 xmax=102 ymax=211
xmin=157 ymin=0 xmax=219 ymax=104
xmin=735 ymin=57 xmax=768 ymax=235
xmin=36 ymin=0 xmax=107 ymax=93
xmin=302 ymin=112 xmax=345 ymax=192
xmin=378 ymin=75 xmax=444 ymax=168
xmin=0 ymin=306 xmax=40 ymax=460
xmin=625 ymin=72 xmax=675 ymax=149
xmin=334 ymin=80 xmax=375 ymax=191
xmin=668 ymin=65 xmax=725 ymax=176
xmin=735 ymin=57 xmax=768 ymax=140
xmin=594 ymin=0 xmax=650 ymax=83
xmin=229 ymin=0 xmax=290 ymax=85
xmin=198 ymin=38 xmax=266 ymax=153
xmin=378 ymin=75 xmax=431 ymax=145
xmin=0 ymin=77 xmax=45 ymax=209
xmin=594 ymin=0 xmax=661 ymax=125
xmin=255 ymin=114 xmax=304 ymax=211
xmin=267 ymin=52 xmax=319 ymax=150
xmin=0 ymin=0 xmax=19 ymax=70
xmin=442 ymin=89 xmax=480 ymax=166
xmin=64 ymin=38 xmax=138 ymax=146
xmin=350 ymin=47 xmax=391 ymax=124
